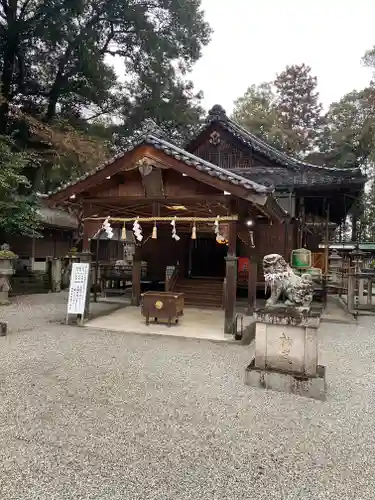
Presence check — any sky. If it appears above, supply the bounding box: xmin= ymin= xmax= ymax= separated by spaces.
xmin=190 ymin=0 xmax=375 ymax=113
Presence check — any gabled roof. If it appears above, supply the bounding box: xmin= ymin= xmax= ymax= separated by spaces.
xmin=186 ymin=105 xmax=366 ymax=187
xmin=38 ymin=206 xmax=78 ymax=229
xmin=48 ymin=119 xmax=273 ymax=198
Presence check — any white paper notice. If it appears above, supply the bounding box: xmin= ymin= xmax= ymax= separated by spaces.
xmin=67 ymin=263 xmax=90 ymax=315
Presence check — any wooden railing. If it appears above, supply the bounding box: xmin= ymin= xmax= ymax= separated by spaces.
xmin=165 ymin=265 xmax=180 ymax=292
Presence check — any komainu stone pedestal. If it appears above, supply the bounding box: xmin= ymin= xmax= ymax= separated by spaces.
xmin=244 ymin=307 xmax=327 ymax=401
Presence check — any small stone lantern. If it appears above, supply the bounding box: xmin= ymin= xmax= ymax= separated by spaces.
xmin=0 ymin=243 xmax=17 ymax=305
xmin=350 ymin=247 xmax=367 ymax=274
xmin=328 ymin=249 xmax=343 ymax=283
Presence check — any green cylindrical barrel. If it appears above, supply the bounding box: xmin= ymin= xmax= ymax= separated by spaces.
xmin=291 ymin=248 xmax=312 ymax=269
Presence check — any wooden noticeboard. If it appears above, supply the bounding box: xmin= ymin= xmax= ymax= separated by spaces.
xmin=67 ymin=263 xmax=90 ymax=318
xmin=165 ymin=265 xmax=175 ymax=283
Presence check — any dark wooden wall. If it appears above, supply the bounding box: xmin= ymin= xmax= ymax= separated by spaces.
xmin=237 ymin=221 xmax=296 ymax=281
xmin=7 ymin=229 xmax=73 ymax=260
xmin=86 ymin=167 xmax=220 ymax=200
xmin=140 ymin=229 xmax=188 ymax=280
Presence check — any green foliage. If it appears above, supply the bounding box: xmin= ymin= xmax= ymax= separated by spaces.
xmin=0 ymin=250 xmax=18 ymax=259
xmin=0 ymin=0 xmax=211 ymax=124
xmin=274 ymin=64 xmax=323 ymax=156
xmin=316 ymin=88 xmax=375 ymax=171
xmin=0 ymin=0 xmax=211 ymax=189
xmin=231 ymin=83 xmax=286 ymax=150
xmin=312 ymin=85 xmax=375 ymax=241
xmin=0 ymin=137 xmax=41 ymax=236
xmin=232 ymin=65 xmax=323 ymax=157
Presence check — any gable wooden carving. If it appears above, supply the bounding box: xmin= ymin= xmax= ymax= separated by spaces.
xmin=138 ymin=162 xmax=165 ymax=198
xmin=193 ymin=132 xmax=253 ymax=170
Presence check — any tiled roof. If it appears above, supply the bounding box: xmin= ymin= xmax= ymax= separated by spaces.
xmin=231 ymin=167 xmax=364 ymax=189
xmin=38 ymin=206 xmax=78 ymax=229
xmin=187 ymin=105 xmax=365 ymax=185
xmin=48 ymin=119 xmax=273 ymax=196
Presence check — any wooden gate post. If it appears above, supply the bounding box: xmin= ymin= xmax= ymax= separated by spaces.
xmin=247 ymin=257 xmax=257 ymax=316
xmin=132 ymin=245 xmax=142 ymax=306
xmin=224 ymin=219 xmax=237 ymax=334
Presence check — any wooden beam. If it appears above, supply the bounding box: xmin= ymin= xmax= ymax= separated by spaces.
xmin=84 ymin=215 xmax=239 ymax=222
xmin=82 ymin=194 xmax=229 ymax=204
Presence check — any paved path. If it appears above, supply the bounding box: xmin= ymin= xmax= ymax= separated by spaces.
xmin=0 ymin=294 xmax=374 ymax=499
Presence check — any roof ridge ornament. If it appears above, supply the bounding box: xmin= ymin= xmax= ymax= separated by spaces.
xmin=136 ymin=118 xmax=168 ymax=140
xmin=206 ymin=104 xmax=228 ymax=123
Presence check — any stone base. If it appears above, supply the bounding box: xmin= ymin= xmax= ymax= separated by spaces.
xmin=0 ymin=291 xmax=10 ymax=305
xmin=244 ymin=359 xmax=327 ymax=401
xmin=239 ymin=319 xmax=256 ymax=345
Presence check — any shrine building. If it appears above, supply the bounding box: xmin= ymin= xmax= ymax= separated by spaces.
xmin=46 ymin=105 xmax=365 ymax=334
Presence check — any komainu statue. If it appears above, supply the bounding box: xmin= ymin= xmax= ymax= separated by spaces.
xmin=263 ymin=254 xmax=313 ymax=308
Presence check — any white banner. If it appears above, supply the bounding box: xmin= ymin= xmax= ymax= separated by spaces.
xmin=67 ymin=263 xmax=90 ymax=315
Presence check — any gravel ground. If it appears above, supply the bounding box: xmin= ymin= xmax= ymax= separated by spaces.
xmin=0 ymin=294 xmax=375 ymax=499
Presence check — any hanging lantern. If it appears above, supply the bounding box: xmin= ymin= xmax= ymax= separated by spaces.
xmin=217 ymin=237 xmax=228 ymax=245
xmin=121 ymin=223 xmax=126 ymax=241
xmin=152 ymin=222 xmax=157 ymax=239
xmin=191 ymin=223 xmax=197 ymax=240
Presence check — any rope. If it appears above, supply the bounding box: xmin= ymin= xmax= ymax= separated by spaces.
xmin=84 ymin=215 xmax=239 ymax=222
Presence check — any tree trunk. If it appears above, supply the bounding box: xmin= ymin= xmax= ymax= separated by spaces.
xmin=0 ymin=41 xmax=17 ymax=134
xmin=0 ymin=1 xmax=19 ymax=134
xmin=46 ymin=90 xmax=60 ymax=121
xmin=45 ymin=56 xmax=70 ymax=122
xmin=351 ymin=214 xmax=358 ymax=242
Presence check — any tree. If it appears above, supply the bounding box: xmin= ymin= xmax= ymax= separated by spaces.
xmin=310 ymin=86 xmax=375 ymax=241
xmin=0 ymin=136 xmax=41 ymax=237
xmin=0 ymin=0 xmax=211 ymax=192
xmin=0 ymin=0 xmax=211 ymax=130
xmin=231 ymin=83 xmax=286 ymax=150
xmin=315 ymin=88 xmax=375 ymax=172
xmin=232 ymin=66 xmax=324 ymax=157
xmin=274 ymin=63 xmax=323 ymax=156
xmin=116 ymin=74 xmax=205 ymax=145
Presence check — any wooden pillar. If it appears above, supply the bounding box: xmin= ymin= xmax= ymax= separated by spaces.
xmin=31 ymin=236 xmax=36 ymax=271
xmin=247 ymin=255 xmax=257 ymax=316
xmin=324 ymin=202 xmax=330 ymax=276
xmin=299 ymin=197 xmax=305 ymax=247
xmin=82 ymin=203 xmax=93 ymax=252
xmin=132 ymin=245 xmax=142 ymax=306
xmin=82 ymin=220 xmax=91 ymax=252
xmin=224 ymin=219 xmax=238 ymax=334
xmin=78 ymin=250 xmax=92 ymax=319
xmin=347 ymin=267 xmax=356 ymax=314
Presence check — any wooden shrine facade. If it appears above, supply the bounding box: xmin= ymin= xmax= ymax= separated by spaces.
xmin=187 ymin=105 xmax=366 ymax=260
xmin=46 ymin=106 xmax=366 ymax=332
xmin=47 ymin=123 xmax=288 ymax=333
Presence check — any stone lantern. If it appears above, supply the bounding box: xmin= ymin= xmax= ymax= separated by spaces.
xmin=328 ymin=249 xmax=343 ymax=283
xmin=349 ymin=247 xmax=367 ymax=273
xmin=0 ymin=243 xmax=17 ymax=305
